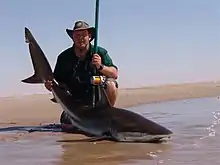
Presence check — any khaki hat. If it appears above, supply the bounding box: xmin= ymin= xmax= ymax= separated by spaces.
xmin=66 ymin=20 xmax=95 ymax=42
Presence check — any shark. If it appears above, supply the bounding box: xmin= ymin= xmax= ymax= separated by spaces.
xmin=21 ymin=27 xmax=173 ymax=143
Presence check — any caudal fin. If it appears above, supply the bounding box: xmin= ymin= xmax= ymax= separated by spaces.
xmin=21 ymin=74 xmax=43 ymax=83
xmin=21 ymin=27 xmax=44 ymax=84
xmin=25 ymin=27 xmax=34 ymax=43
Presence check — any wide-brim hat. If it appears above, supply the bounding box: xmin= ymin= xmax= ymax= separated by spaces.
xmin=66 ymin=20 xmax=95 ymax=42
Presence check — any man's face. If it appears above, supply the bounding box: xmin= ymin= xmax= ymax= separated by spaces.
xmin=72 ymin=29 xmax=91 ymax=49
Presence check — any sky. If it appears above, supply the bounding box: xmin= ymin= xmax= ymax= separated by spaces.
xmin=0 ymin=0 xmax=219 ymax=97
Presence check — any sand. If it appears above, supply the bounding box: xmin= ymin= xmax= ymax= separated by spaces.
xmin=0 ymin=81 xmax=220 ymax=141
xmin=1 ymin=80 xmax=220 ymax=125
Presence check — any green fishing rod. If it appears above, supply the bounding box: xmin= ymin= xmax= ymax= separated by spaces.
xmin=92 ymin=0 xmax=100 ymax=108
xmin=94 ymin=0 xmax=99 ymax=53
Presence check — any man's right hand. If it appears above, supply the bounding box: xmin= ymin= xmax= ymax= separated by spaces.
xmin=44 ymin=80 xmax=53 ymax=91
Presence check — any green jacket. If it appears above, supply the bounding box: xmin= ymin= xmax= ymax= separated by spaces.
xmin=53 ymin=44 xmax=117 ymax=102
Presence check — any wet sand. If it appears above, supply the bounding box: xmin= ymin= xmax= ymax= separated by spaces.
xmin=1 ymin=81 xmax=220 ymax=164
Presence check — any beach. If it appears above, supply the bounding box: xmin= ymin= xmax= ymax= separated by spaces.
xmin=1 ymin=81 xmax=220 ymax=165
xmin=1 ymin=81 xmax=220 ymax=127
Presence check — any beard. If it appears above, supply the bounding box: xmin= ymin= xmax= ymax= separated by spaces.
xmin=75 ymin=41 xmax=89 ymax=51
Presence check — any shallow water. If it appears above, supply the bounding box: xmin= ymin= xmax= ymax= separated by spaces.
xmin=1 ymin=96 xmax=220 ymax=165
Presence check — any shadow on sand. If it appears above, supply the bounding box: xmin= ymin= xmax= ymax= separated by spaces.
xmin=0 ymin=123 xmax=167 ymax=143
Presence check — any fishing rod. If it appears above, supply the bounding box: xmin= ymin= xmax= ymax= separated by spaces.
xmin=92 ymin=0 xmax=100 ymax=108
xmin=94 ymin=0 xmax=99 ymax=53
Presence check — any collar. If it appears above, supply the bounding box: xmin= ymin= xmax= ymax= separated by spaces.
xmin=72 ymin=43 xmax=94 ymax=60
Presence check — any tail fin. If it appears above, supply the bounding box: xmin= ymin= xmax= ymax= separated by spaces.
xmin=24 ymin=27 xmax=34 ymax=43
xmin=21 ymin=27 xmax=43 ymax=84
xmin=21 ymin=74 xmax=43 ymax=83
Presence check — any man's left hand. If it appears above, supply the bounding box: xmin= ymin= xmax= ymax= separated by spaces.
xmin=92 ymin=54 xmax=102 ymax=69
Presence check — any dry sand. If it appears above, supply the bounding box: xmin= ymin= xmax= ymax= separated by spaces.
xmin=0 ymin=81 xmax=220 ymax=141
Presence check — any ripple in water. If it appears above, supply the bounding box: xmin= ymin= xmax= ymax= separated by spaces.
xmin=203 ymin=111 xmax=220 ymax=139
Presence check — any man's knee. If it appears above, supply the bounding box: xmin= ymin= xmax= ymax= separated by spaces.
xmin=104 ymin=78 xmax=118 ymax=106
xmin=105 ymin=78 xmax=118 ymax=91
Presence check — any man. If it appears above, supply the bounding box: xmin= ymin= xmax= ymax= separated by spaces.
xmin=45 ymin=20 xmax=118 ymax=109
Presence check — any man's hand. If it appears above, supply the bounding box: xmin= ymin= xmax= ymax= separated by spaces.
xmin=92 ymin=53 xmax=118 ymax=79
xmin=44 ymin=80 xmax=53 ymax=91
xmin=92 ymin=54 xmax=102 ymax=69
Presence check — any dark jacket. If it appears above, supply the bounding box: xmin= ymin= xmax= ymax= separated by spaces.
xmin=53 ymin=44 xmax=117 ymax=102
